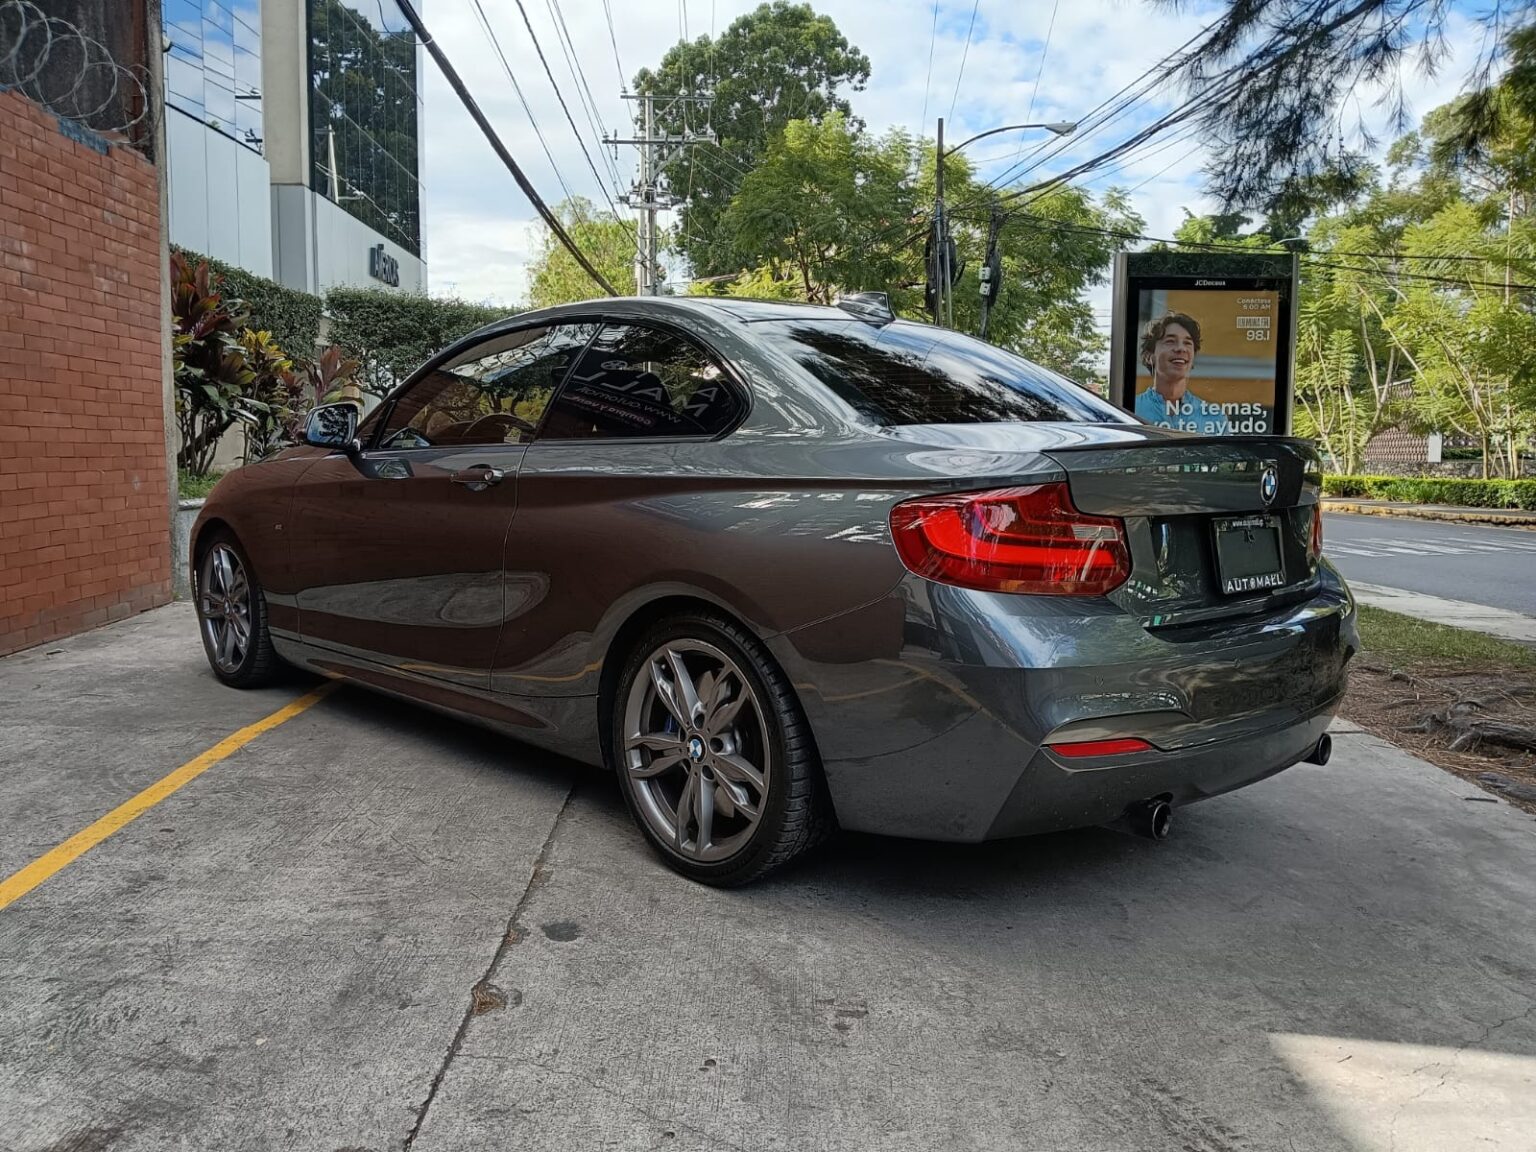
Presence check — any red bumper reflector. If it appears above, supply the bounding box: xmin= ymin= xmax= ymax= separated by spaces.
xmin=1047 ymin=737 xmax=1155 ymax=758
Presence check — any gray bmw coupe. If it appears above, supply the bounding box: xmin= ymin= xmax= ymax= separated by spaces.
xmin=192 ymin=296 xmax=1357 ymax=885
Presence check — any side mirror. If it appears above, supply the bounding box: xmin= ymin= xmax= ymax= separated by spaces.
xmin=303 ymin=402 xmax=361 ymax=453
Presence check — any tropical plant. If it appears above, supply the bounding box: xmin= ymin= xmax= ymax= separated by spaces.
xmin=235 ymin=329 xmax=296 ymax=463
xmin=171 ymin=252 xmax=256 ymax=475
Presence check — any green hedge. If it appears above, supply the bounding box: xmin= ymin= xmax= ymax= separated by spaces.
xmin=326 ymin=287 xmax=511 ymax=395
xmin=172 ymin=248 xmax=516 ymax=395
xmin=1324 ymin=474 xmax=1536 ymax=510
xmin=174 ymin=246 xmax=324 ymax=358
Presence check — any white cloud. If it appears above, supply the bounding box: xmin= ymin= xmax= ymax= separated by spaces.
xmin=418 ymin=0 xmax=1496 ymax=309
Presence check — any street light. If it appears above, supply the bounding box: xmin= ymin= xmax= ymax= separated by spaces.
xmin=941 ymin=121 xmax=1078 ymax=158
xmin=931 ymin=118 xmax=1078 ymax=327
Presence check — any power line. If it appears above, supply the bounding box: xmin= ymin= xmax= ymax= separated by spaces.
xmin=1020 ymin=0 xmax=1058 ymax=130
xmin=947 ymin=0 xmax=981 ymax=121
xmin=980 ymin=17 xmax=1220 ymax=199
xmin=969 ymin=211 xmax=1536 ymax=292
xmin=395 ymin=0 xmax=617 ymax=294
xmin=507 ymin=0 xmax=636 ymax=244
xmin=919 ymin=0 xmax=939 ymax=131
xmin=600 ymin=0 xmax=626 ymax=90
xmin=464 ymin=0 xmax=577 ymax=207
xmin=546 ymin=0 xmax=627 ymax=191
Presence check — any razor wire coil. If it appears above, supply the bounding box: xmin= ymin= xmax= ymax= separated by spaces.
xmin=0 ymin=0 xmax=154 ymax=146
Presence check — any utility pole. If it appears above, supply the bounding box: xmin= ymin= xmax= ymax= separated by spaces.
xmin=933 ymin=116 xmax=948 ymax=325
xmin=978 ymin=203 xmax=1002 ymax=339
xmin=933 ymin=118 xmax=1077 ymax=329
xmin=605 ymin=92 xmax=714 ymax=295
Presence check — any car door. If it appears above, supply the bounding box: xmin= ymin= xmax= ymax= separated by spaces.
xmin=490 ymin=321 xmax=748 ymax=698
xmin=285 ymin=322 xmax=596 ymax=689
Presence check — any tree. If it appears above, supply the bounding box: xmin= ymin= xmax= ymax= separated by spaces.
xmin=1154 ymin=1 xmax=1536 ymax=213
xmin=526 ymin=198 xmax=638 ymax=308
xmin=710 ymin=118 xmax=1138 ymax=378
xmin=1292 ymin=225 xmax=1404 ymax=473
xmin=633 ymin=1 xmax=871 ymax=277
xmin=721 ymin=114 xmax=915 ymax=303
xmin=940 ymin=188 xmax=1142 ymax=378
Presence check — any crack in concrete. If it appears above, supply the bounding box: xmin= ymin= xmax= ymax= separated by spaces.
xmin=1387 ymin=999 xmax=1536 ymax=1152
xmin=400 ymin=785 xmax=577 ymax=1151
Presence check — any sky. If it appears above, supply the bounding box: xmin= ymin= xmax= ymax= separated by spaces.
xmin=417 ymin=0 xmax=1491 ymax=335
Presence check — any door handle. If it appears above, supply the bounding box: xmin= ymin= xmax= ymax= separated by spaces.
xmin=450 ymin=465 xmax=505 ymax=490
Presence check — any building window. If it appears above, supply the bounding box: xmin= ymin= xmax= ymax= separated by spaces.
xmin=164 ymin=0 xmax=265 ymax=153
xmin=306 ymin=0 xmax=422 ymax=257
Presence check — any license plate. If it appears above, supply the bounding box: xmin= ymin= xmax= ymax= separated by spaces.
xmin=1212 ymin=514 xmax=1285 ymax=595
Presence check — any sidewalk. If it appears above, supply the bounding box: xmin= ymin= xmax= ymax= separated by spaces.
xmin=1325 ymin=497 xmax=1536 ymax=528
xmin=1350 ymin=582 xmax=1536 ymax=645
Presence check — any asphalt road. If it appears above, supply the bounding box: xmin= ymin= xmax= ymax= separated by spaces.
xmin=1325 ymin=512 xmax=1536 ymax=616
xmin=3 ymin=605 xmax=1536 ymax=1151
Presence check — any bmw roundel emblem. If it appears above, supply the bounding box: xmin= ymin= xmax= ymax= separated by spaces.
xmin=1259 ymin=466 xmax=1279 ymax=507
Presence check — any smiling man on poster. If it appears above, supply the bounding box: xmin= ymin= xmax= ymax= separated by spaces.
xmin=1134 ymin=311 xmax=1232 ymax=435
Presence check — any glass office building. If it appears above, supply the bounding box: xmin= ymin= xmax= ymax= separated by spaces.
xmin=306 ymin=0 xmax=423 ymax=256
xmin=164 ymin=0 xmax=265 ymax=153
xmin=161 ymin=0 xmax=426 ymax=294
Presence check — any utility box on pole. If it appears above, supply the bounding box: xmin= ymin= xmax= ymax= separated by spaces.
xmin=1109 ymin=250 xmax=1300 ymax=436
xmin=607 ymin=92 xmax=714 ymax=296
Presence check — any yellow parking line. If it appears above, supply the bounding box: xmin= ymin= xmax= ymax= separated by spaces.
xmin=0 ymin=682 xmax=337 ymax=913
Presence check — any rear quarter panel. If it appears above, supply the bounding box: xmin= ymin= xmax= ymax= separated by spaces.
xmin=490 ymin=430 xmax=930 ymax=698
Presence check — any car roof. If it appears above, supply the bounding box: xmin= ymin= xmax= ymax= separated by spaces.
xmin=455 ymin=295 xmax=896 ymax=340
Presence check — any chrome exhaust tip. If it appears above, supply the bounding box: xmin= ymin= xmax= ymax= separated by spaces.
xmin=1128 ymin=798 xmax=1172 ymax=841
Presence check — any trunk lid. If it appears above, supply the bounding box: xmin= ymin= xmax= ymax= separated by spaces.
xmin=1042 ymin=433 xmax=1323 ymax=627
xmin=879 ymin=422 xmax=1323 ymax=627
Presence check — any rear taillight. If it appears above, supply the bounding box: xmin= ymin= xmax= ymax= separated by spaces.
xmin=889 ymin=482 xmax=1130 ymax=596
xmin=1308 ymin=501 xmax=1323 ymax=562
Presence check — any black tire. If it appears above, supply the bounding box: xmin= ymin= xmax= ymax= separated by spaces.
xmin=194 ymin=529 xmax=285 ymax=689
xmin=610 ymin=611 xmax=835 ymax=886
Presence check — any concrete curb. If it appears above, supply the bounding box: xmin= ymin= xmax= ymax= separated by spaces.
xmin=171 ymin=497 xmax=204 ymax=600
xmin=1349 ymin=582 xmax=1536 ymax=646
xmin=1324 ymin=499 xmax=1536 ymax=529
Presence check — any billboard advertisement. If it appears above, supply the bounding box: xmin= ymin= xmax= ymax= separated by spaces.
xmin=1110 ymin=252 xmax=1298 ymax=436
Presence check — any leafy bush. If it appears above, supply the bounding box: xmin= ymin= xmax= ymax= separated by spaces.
xmin=1324 ymin=474 xmax=1536 ymax=510
xmin=171 ymin=252 xmax=258 ymax=475
xmin=173 ymin=246 xmax=324 ymax=358
xmin=325 ymin=287 xmax=510 ymax=397
xmin=236 ymin=328 xmax=296 ymax=463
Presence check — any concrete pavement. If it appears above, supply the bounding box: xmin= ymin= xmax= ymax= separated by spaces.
xmin=3 ymin=605 xmax=1536 ymax=1151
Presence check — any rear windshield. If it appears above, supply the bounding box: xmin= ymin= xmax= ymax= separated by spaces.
xmin=755 ymin=319 xmax=1129 ymax=426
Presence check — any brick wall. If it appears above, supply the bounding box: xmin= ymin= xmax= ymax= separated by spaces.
xmin=0 ymin=88 xmax=171 ymax=657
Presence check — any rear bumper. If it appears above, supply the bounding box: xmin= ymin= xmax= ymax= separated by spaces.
xmin=983 ymin=699 xmax=1337 ymax=839
xmin=770 ymin=562 xmax=1357 ymax=842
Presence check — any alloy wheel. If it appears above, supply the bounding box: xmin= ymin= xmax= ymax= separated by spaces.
xmin=199 ymin=543 xmax=252 ymax=674
xmin=622 ymin=639 xmax=772 ymax=863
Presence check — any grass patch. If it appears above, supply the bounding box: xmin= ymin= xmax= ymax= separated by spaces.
xmin=1357 ymin=604 xmax=1536 ymax=670
xmin=178 ymin=469 xmax=222 ymax=501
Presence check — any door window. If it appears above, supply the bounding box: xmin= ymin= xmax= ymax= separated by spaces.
xmin=537 ymin=324 xmax=742 ymax=440
xmin=376 ymin=324 xmax=596 ymax=449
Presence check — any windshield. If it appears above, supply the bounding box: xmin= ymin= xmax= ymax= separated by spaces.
xmin=755 ymin=319 xmax=1130 ymax=426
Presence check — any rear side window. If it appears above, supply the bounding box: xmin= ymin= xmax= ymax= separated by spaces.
xmin=757 ymin=320 xmax=1128 ymax=426
xmin=538 ymin=324 xmax=742 ymax=440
